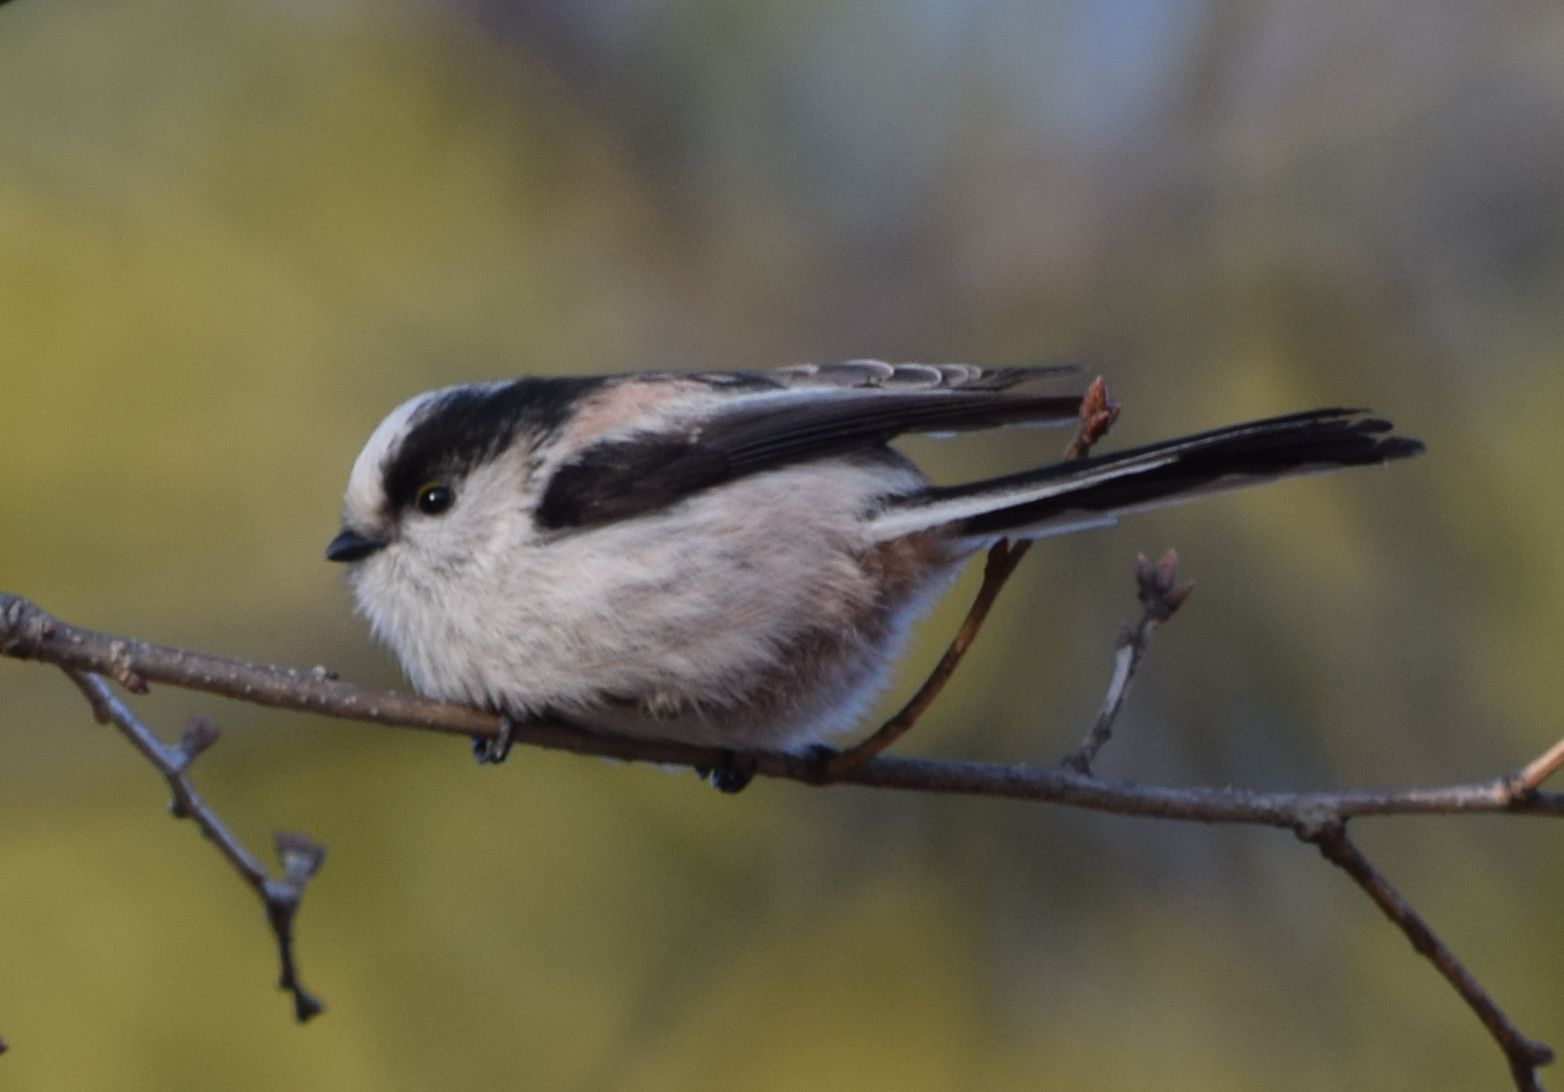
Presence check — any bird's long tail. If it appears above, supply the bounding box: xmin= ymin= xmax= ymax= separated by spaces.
xmin=869 ymin=408 xmax=1424 ymax=544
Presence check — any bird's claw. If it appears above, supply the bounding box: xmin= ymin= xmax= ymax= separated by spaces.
xmin=697 ymin=749 xmax=756 ymax=794
xmin=472 ymin=716 xmax=516 ymax=765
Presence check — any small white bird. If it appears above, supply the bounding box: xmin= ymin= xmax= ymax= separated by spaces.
xmin=327 ymin=362 xmax=1421 ymax=771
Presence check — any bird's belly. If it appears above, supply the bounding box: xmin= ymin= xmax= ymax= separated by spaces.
xmin=378 ymin=461 xmax=964 ymax=750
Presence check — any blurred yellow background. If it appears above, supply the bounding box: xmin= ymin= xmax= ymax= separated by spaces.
xmin=3 ymin=2 xmax=1563 ymax=1089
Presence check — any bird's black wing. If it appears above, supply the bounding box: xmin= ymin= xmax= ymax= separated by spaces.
xmin=535 ymin=361 xmax=1082 ymax=530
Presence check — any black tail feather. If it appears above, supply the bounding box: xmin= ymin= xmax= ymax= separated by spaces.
xmin=886 ymin=409 xmax=1424 ymax=540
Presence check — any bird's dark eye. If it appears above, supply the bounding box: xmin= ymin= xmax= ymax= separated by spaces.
xmin=415 ymin=482 xmax=456 ymax=516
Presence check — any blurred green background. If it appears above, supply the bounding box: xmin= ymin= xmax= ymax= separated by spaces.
xmin=2 ymin=1 xmax=1562 ymax=1088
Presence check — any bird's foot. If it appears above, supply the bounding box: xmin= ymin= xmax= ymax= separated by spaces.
xmin=472 ymin=715 xmax=517 ymax=766
xmin=696 ymin=749 xmax=756 ymax=794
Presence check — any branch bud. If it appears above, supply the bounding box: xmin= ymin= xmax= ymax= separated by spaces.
xmin=1135 ymin=549 xmax=1195 ymax=623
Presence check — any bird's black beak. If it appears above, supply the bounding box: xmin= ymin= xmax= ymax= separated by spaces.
xmin=326 ymin=527 xmax=388 ymax=563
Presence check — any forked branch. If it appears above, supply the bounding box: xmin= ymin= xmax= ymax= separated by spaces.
xmin=53 ymin=663 xmax=326 ymax=1022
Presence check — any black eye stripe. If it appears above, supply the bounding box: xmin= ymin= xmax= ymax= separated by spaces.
xmin=381 ymin=377 xmax=602 ymax=515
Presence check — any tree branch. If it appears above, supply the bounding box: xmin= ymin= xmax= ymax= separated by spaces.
xmin=1299 ymin=821 xmax=1554 ymax=1090
xmin=57 ymin=667 xmax=326 ymax=1022
xmin=4 ymin=584 xmax=1562 ymax=1086
xmin=1063 ymin=548 xmax=1193 ymax=773
xmin=3 ymin=591 xmax=1562 ymax=820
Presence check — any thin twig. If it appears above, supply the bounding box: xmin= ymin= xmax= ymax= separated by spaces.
xmin=58 ymin=668 xmax=326 ymax=1022
xmin=266 ymin=833 xmax=328 ymax=1022
xmin=823 ymin=538 xmax=1031 ymax=777
xmin=1299 ymin=821 xmax=1554 ymax=1091
xmin=1063 ymin=549 xmax=1193 ymax=773
xmin=1513 ymin=736 xmax=1564 ymax=797
xmin=825 ymin=376 xmax=1119 ymax=777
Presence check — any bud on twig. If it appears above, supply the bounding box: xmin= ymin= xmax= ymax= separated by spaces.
xmin=1135 ymin=549 xmax=1194 ymax=623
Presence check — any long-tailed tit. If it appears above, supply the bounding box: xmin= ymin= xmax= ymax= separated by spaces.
xmin=327 ymin=361 xmax=1422 ymax=769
